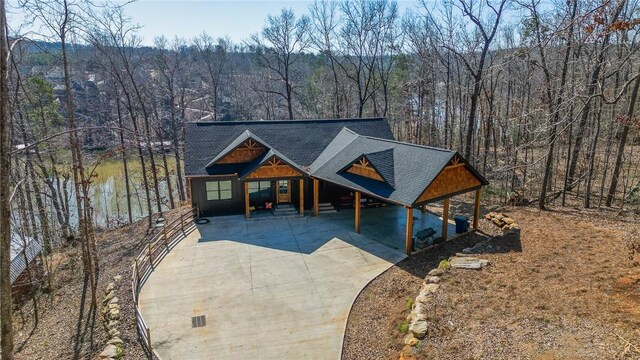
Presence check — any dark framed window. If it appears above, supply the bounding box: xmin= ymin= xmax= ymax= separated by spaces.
xmin=206 ymin=180 xmax=232 ymax=201
xmin=248 ymin=181 xmax=271 ymax=200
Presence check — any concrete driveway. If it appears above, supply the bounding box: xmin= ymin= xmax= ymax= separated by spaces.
xmin=139 ymin=214 xmax=406 ymax=359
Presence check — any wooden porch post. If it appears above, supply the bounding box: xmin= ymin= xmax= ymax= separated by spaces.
xmin=473 ymin=187 xmax=482 ymax=229
xmin=244 ymin=182 xmax=250 ymax=220
xmin=299 ymin=178 xmax=304 ymax=215
xmin=405 ymin=207 xmax=413 ymax=256
xmin=313 ymin=179 xmax=319 ymax=216
xmin=187 ymin=177 xmax=193 ymax=206
xmin=442 ymin=197 xmax=450 ymax=241
xmin=354 ymin=191 xmax=361 ymax=233
xmin=421 ymin=205 xmax=426 ymax=213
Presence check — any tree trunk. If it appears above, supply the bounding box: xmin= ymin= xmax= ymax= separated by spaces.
xmin=538 ymin=0 xmax=577 ymax=209
xmin=168 ymin=82 xmax=185 ymax=202
xmin=584 ymin=101 xmax=602 ymax=208
xmin=566 ymin=0 xmax=625 ymax=188
xmin=158 ymin=131 xmax=175 ymax=209
xmin=115 ymin=94 xmax=132 ymax=223
xmin=119 ymin=88 xmax=153 ymax=227
xmin=120 ymin=54 xmax=162 ymax=214
xmin=15 ymin=179 xmax=39 ymax=331
xmin=59 ymin=4 xmax=98 ymax=308
xmin=606 ymin=75 xmax=640 ymax=206
xmin=464 ymin=73 xmax=481 ymax=161
xmin=0 ymin=0 xmax=15 ymax=357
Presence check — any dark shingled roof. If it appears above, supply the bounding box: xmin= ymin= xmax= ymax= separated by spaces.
xmin=205 ymin=129 xmax=269 ymax=167
xmin=312 ymin=129 xmax=466 ymax=205
xmin=362 ymin=149 xmax=396 ymax=187
xmin=185 ymin=118 xmax=394 ymax=176
xmin=185 ymin=118 xmax=488 ymax=206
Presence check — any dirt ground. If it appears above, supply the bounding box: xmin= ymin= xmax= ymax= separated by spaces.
xmin=342 ymin=204 xmax=640 ymax=360
xmin=11 ymin=208 xmax=188 ymax=360
xmin=11 ymin=201 xmax=640 ymax=359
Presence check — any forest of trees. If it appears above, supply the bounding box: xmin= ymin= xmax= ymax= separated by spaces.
xmin=1 ymin=0 xmax=640 ymax=358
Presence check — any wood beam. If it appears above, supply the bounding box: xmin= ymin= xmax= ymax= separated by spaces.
xmin=405 ymin=207 xmax=414 ymax=256
xmin=421 ymin=205 xmax=426 ymax=213
xmin=442 ymin=198 xmax=450 ymax=241
xmin=444 ymin=163 xmax=465 ymax=170
xmin=244 ymin=182 xmax=250 ymax=220
xmin=355 ymin=191 xmax=361 ymax=233
xmin=473 ymin=187 xmax=482 ymax=229
xmin=313 ymin=179 xmax=319 ymax=216
xmin=299 ymin=179 xmax=304 ymax=215
xmin=187 ymin=177 xmax=192 ymax=206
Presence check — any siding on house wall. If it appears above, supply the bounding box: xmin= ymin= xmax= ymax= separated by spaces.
xmin=190 ymin=176 xmax=244 ymax=216
xmin=191 ymin=177 xmax=321 ymax=216
xmin=190 ymin=176 xmax=392 ymax=217
xmin=320 ymin=181 xmax=350 ymax=204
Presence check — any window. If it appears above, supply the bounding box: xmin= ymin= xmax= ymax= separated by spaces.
xmin=248 ymin=181 xmax=271 ymax=199
xmin=206 ymin=180 xmax=232 ymax=201
xmin=278 ymin=180 xmax=289 ymax=195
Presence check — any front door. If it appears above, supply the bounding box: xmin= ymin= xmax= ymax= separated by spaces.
xmin=277 ymin=180 xmax=290 ymax=203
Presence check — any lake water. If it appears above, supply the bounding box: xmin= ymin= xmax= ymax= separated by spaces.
xmin=88 ymin=156 xmax=178 ymax=228
xmin=10 ymin=156 xmax=177 ymax=275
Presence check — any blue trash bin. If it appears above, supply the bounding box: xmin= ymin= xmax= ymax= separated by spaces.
xmin=454 ymin=215 xmax=469 ymax=234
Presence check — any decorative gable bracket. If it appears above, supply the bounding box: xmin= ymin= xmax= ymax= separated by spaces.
xmin=341 ymin=155 xmax=386 ymax=183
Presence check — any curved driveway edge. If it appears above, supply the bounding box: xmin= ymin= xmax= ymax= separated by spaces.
xmin=139 ymin=214 xmax=406 ymax=359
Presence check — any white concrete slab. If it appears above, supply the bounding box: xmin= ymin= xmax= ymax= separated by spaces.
xmin=139 ymin=214 xmax=406 ymax=359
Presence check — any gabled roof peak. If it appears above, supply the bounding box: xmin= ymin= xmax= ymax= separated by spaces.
xmin=363 ymin=148 xmax=396 ymax=187
xmin=238 ymin=148 xmax=306 ymax=179
xmin=205 ymin=130 xmax=269 ymax=168
xmin=185 ymin=118 xmax=394 ymax=176
xmin=338 ymin=148 xmax=395 ymax=188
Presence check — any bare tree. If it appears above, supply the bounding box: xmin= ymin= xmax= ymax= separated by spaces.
xmin=251 ymin=8 xmax=311 ymax=119
xmin=449 ymin=0 xmax=507 ymax=162
xmin=310 ymin=0 xmax=343 ymax=117
xmin=527 ymin=0 xmax=578 ymax=209
xmin=566 ymin=0 xmax=626 ymax=188
xmin=337 ymin=0 xmax=394 ymax=118
xmin=0 ymin=0 xmax=15 ymax=357
xmin=607 ymin=74 xmax=640 ymax=206
xmin=193 ymin=33 xmax=231 ymax=121
xmin=87 ymin=6 xmax=158 ymax=226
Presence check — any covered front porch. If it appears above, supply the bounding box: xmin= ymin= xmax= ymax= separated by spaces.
xmin=243 ymin=178 xmax=309 ymax=219
xmin=241 ymin=175 xmax=483 ymax=255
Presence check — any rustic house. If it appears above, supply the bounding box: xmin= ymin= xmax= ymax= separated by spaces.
xmin=184 ymin=117 xmax=488 ymax=255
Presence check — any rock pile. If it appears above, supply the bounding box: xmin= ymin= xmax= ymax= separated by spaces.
xmin=398 ymin=256 xmax=493 ymax=358
xmin=485 ymin=212 xmax=520 ymax=231
xmin=400 ymin=266 xmax=446 ymax=358
xmin=99 ymin=275 xmax=124 ymax=359
xmin=448 ymin=256 xmax=489 ymax=270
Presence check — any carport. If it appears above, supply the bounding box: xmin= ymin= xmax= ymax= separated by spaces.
xmin=309 ymin=131 xmax=489 ymax=255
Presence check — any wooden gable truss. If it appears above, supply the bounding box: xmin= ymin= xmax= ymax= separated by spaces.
xmin=216 ymin=139 xmax=266 ymax=164
xmin=245 ymin=156 xmax=303 ymax=180
xmin=344 ymin=156 xmax=385 ymax=182
xmin=415 ymin=155 xmax=482 ymax=204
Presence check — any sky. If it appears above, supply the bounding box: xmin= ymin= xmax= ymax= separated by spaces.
xmin=7 ymin=0 xmax=421 ymax=46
